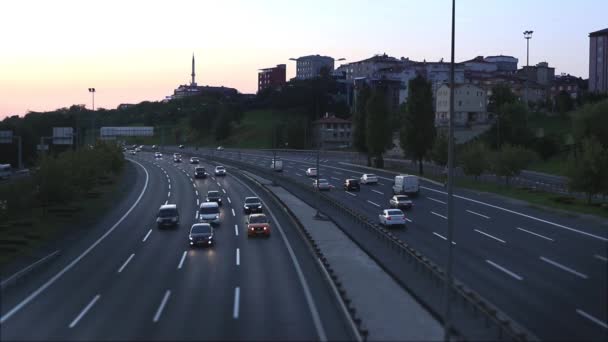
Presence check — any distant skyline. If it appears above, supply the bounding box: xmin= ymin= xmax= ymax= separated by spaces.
xmin=1 ymin=0 xmax=606 ymax=118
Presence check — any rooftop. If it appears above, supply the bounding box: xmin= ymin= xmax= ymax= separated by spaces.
xmin=589 ymin=28 xmax=608 ymax=37
xmin=313 ymin=114 xmax=352 ymax=124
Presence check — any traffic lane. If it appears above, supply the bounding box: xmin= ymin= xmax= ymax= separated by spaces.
xmin=0 ymin=158 xmax=168 ymax=340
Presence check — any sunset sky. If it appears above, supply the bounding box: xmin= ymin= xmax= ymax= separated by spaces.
xmin=1 ymin=0 xmax=606 ymax=118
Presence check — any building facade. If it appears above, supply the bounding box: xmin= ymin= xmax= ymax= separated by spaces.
xmin=589 ymin=28 xmax=608 ymax=93
xmin=435 ymin=84 xmax=487 ymax=127
xmin=258 ymin=64 xmax=286 ymax=92
xmin=312 ymin=114 xmax=353 ymax=149
xmin=551 ymin=74 xmax=585 ymax=100
xmin=483 ymin=55 xmax=518 ymax=73
xmin=295 ymin=55 xmax=334 ymax=80
xmin=171 ymin=54 xmax=237 ymax=99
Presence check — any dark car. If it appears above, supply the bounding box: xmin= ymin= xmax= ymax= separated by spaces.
xmin=206 ymin=190 xmax=222 ymax=206
xmin=189 ymin=223 xmax=214 ymax=247
xmin=389 ymin=195 xmax=413 ymax=210
xmin=344 ymin=179 xmax=360 ymax=191
xmin=179 ymin=144 xmax=185 ymax=149
xmin=243 ymin=196 xmax=263 ymax=214
xmin=190 ymin=157 xmax=199 ymax=164
xmin=194 ymin=166 xmax=207 ymax=179
xmin=156 ymin=204 xmax=179 ymax=229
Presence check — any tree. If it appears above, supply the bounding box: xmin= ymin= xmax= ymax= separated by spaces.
xmin=353 ymin=84 xmax=371 ymax=162
xmin=534 ymin=133 xmax=561 ymax=161
xmin=430 ymin=130 xmax=449 ymax=167
xmin=555 ymin=90 xmax=574 ymax=116
xmin=214 ymin=112 xmax=232 ymax=141
xmin=572 ymin=99 xmax=608 ymax=148
xmin=400 ymin=75 xmax=436 ymax=175
xmin=490 ymin=144 xmax=537 ymax=185
xmin=365 ymin=88 xmax=392 ymax=168
xmin=459 ymin=142 xmax=489 ymax=181
xmin=488 ymin=84 xmax=517 ymax=113
xmin=566 ymin=136 xmax=608 ymax=204
xmin=490 ymin=102 xmax=534 ymax=148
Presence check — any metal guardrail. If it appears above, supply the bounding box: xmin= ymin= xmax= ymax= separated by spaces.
xmin=175 ymin=148 xmax=539 ymax=342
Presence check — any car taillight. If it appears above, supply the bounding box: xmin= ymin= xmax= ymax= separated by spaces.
xmin=250 ymin=227 xmax=254 ymax=230
xmin=387 ymin=216 xmax=391 ymax=220
xmin=263 ymin=226 xmax=268 ymax=230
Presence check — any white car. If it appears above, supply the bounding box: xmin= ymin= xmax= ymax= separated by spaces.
xmin=154 ymin=152 xmax=162 ymax=159
xmin=129 ymin=150 xmax=136 ymax=155
xmin=190 ymin=157 xmax=200 ymax=164
xmin=214 ymin=166 xmax=226 ymax=176
xmin=313 ymin=179 xmax=331 ymax=191
xmin=305 ymin=168 xmax=317 ymax=177
xmin=360 ymin=174 xmax=379 ymax=184
xmin=379 ymin=209 xmax=407 ymax=227
xmin=217 ymin=146 xmax=224 ymax=151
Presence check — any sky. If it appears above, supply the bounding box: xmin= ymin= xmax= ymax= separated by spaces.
xmin=1 ymin=0 xmax=606 ymax=118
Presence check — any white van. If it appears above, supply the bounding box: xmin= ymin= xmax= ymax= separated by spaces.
xmin=270 ymin=159 xmax=283 ymax=172
xmin=393 ymin=175 xmax=419 ymax=196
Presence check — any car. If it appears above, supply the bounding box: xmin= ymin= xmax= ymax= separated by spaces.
xmin=173 ymin=156 xmax=181 ymax=163
xmin=179 ymin=144 xmax=185 ymax=149
xmin=313 ymin=178 xmax=331 ymax=191
xmin=305 ymin=167 xmax=317 ymax=177
xmin=188 ymin=223 xmax=214 ymax=247
xmin=247 ymin=213 xmax=271 ymax=237
xmin=206 ymin=190 xmax=222 ymax=206
xmin=379 ymin=209 xmax=406 ymax=227
xmin=198 ymin=202 xmax=220 ymax=225
xmin=139 ymin=145 xmax=144 ymax=150
xmin=152 ymin=145 xmax=157 ymax=150
xmin=156 ymin=204 xmax=180 ymax=229
xmin=393 ymin=175 xmax=420 ymax=196
xmin=129 ymin=150 xmax=136 ymax=155
xmin=360 ymin=173 xmax=379 ymax=184
xmin=135 ymin=147 xmax=141 ymax=152
xmin=194 ymin=166 xmax=207 ymax=179
xmin=214 ymin=166 xmax=226 ymax=176
xmin=243 ymin=196 xmax=263 ymax=214
xmin=217 ymin=146 xmax=224 ymax=151
xmin=389 ymin=195 xmax=413 ymax=210
xmin=343 ymin=179 xmax=360 ymax=191
xmin=154 ymin=152 xmax=162 ymax=159
xmin=190 ymin=157 xmax=200 ymax=164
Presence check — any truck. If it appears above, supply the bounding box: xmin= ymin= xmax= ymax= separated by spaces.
xmin=270 ymin=158 xmax=283 ymax=172
xmin=392 ymin=174 xmax=419 ymax=196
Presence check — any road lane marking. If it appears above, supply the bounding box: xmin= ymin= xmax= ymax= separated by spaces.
xmin=296 ymin=173 xmax=303 ymax=176
xmin=233 ymin=287 xmax=240 ymax=319
xmin=168 ymin=184 xmax=171 ymax=190
xmin=118 ymin=254 xmax=135 ymax=273
xmin=431 ymin=211 xmax=447 ymax=220
xmin=516 ymin=227 xmax=554 ymax=242
xmin=371 ymin=189 xmax=384 ymax=195
xmin=193 ymin=184 xmax=196 ymax=189
xmin=164 ymin=200 xmax=168 ymax=205
xmin=194 ymin=211 xmax=198 ymax=219
xmin=331 ymin=177 xmax=341 ymax=181
xmin=217 ymin=182 xmax=221 ymax=186
xmin=333 ymin=171 xmax=343 ymax=175
xmin=227 ymin=197 xmax=232 ymax=204
xmin=222 ymin=189 xmax=227 ymax=194
xmin=540 ymin=256 xmax=588 ymax=279
xmin=486 ymin=260 xmax=524 ymax=281
xmin=576 ymin=309 xmax=608 ymax=329
xmin=474 ymin=229 xmax=506 ymax=243
xmin=195 ymin=190 xmax=199 ymax=196
xmin=594 ymin=254 xmax=608 ymax=262
xmin=168 ymin=178 xmax=170 ymax=183
xmin=196 ymin=198 xmax=200 ymax=206
xmin=0 ymin=159 xmax=149 ymax=324
xmin=177 ymin=251 xmax=187 ymax=269
xmin=153 ymin=290 xmax=171 ymax=323
xmin=212 ymin=177 xmax=216 ymax=181
xmin=405 ymin=217 xmax=413 ymax=223
xmin=428 ymin=197 xmax=446 ymax=204
xmin=68 ymin=294 xmax=101 ymax=328
xmin=432 ymin=232 xmax=456 ymax=245
xmin=367 ymin=200 xmax=381 ymax=208
xmin=143 ymin=229 xmax=152 ymax=242
xmin=466 ymin=210 xmax=490 ymax=219
xmin=236 ymin=248 xmax=240 ymax=266
xmin=231 ymin=208 xmax=236 ymax=217
xmin=167 ymin=191 xmax=171 ymax=197
xmin=345 ymin=191 xmax=357 ymax=197
xmin=234 ymin=224 xmax=239 ymax=236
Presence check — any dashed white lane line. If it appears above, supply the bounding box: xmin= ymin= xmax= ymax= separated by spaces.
xmin=432 ymin=232 xmax=456 ymax=245
xmin=68 ymin=294 xmax=101 ymax=328
xmin=296 ymin=173 xmax=303 ymax=177
xmin=231 ymin=208 xmax=236 ymax=217
xmin=164 ymin=200 xmax=168 ymax=205
xmin=486 ymin=260 xmax=524 ymax=281
xmin=371 ymin=189 xmax=384 ymax=195
xmin=431 ymin=211 xmax=447 ymax=220
xmin=196 ymin=198 xmax=200 ymax=206
xmin=345 ymin=191 xmax=357 ymax=197
xmin=227 ymin=197 xmax=231 ymax=204
xmin=168 ymin=184 xmax=171 ymax=190
xmin=177 ymin=251 xmax=187 ymax=269
xmin=194 ymin=211 xmax=198 ymax=219
xmin=222 ymin=189 xmax=227 ymax=194
xmin=236 ymin=248 xmax=240 ymax=266
xmin=195 ymin=190 xmax=199 ymax=196
xmin=142 ymin=229 xmax=152 ymax=242
xmin=117 ymin=253 xmax=135 ymax=273
xmin=576 ymin=309 xmax=608 ymax=329
xmin=405 ymin=217 xmax=413 ymax=223
xmin=516 ymin=227 xmax=554 ymax=242
xmin=474 ymin=229 xmax=506 ymax=244
xmin=366 ymin=200 xmax=381 ymax=208
xmin=466 ymin=209 xmax=490 ymax=219
xmin=333 ymin=171 xmax=343 ymax=175
xmin=153 ymin=290 xmax=171 ymax=323
xmin=594 ymin=254 xmax=608 ymax=262
xmin=193 ymin=184 xmax=197 ymax=189
xmin=167 ymin=178 xmax=170 ymax=183
xmin=331 ymin=177 xmax=341 ymax=181
xmin=378 ymin=182 xmax=384 ymax=186
xmin=167 ymin=191 xmax=171 ymax=197
xmin=217 ymin=182 xmax=221 ymax=186
xmin=428 ymin=197 xmax=446 ymax=204
xmin=233 ymin=287 xmax=240 ymax=319
xmin=234 ymin=224 xmax=239 ymax=236
xmin=540 ymin=256 xmax=588 ymax=279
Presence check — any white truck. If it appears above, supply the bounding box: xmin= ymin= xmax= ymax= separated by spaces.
xmin=392 ymin=174 xmax=419 ymax=196
xmin=270 ymin=158 xmax=283 ymax=172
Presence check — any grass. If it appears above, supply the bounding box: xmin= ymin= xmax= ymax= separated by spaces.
xmin=527 ymin=112 xmax=572 ymax=137
xmin=221 ymin=109 xmax=302 ymax=149
xmin=527 ymin=154 xmax=569 ymax=176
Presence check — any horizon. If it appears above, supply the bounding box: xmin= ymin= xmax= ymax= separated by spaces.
xmin=1 ymin=0 xmax=606 ymax=118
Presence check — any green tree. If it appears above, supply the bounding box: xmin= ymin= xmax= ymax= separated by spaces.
xmin=430 ymin=130 xmax=449 ymax=167
xmin=490 ymin=144 xmax=537 ymax=185
xmin=353 ymin=84 xmax=371 ymax=162
xmin=214 ymin=113 xmax=232 ymax=141
xmin=491 ymin=102 xmax=534 ymax=148
xmin=556 ymin=90 xmax=574 ymax=116
xmin=488 ymin=84 xmax=517 ymax=113
xmin=566 ymin=136 xmax=608 ymax=204
xmin=365 ymin=88 xmax=392 ymax=168
xmin=572 ymin=99 xmax=608 ymax=148
xmin=400 ymin=75 xmax=436 ymax=175
xmin=459 ymin=142 xmax=489 ymax=181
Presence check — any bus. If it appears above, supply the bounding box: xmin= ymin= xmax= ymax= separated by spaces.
xmin=0 ymin=164 xmax=12 ymax=180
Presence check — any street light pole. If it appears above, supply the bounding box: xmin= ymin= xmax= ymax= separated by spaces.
xmin=88 ymin=88 xmax=96 ymax=144
xmin=314 ymin=142 xmax=322 ymax=219
xmin=523 ymin=30 xmax=533 ymax=107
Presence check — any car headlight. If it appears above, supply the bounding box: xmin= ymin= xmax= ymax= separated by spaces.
xmin=208 ymin=236 xmax=213 ymax=240
xmin=189 ymin=236 xmax=193 ymax=240
xmin=218 ymin=198 xmax=222 ymax=202
xmin=215 ymin=215 xmax=219 ymax=220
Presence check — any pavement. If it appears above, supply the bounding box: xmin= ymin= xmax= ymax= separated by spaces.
xmin=0 ymin=152 xmax=352 ymax=340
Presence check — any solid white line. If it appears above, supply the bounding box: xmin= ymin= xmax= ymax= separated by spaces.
xmin=517 ymin=227 xmax=554 ymax=242
xmin=474 ymin=229 xmax=506 ymax=243
xmin=153 ymin=290 xmax=171 ymax=323
xmin=486 ymin=260 xmax=524 ymax=281
xmin=466 ymin=209 xmax=490 ymax=219
xmin=234 ymin=224 xmax=239 ymax=236
xmin=540 ymin=256 xmax=588 ymax=279
xmin=177 ymin=251 xmax=187 ymax=269
xmin=227 ymin=197 xmax=232 ymax=204
xmin=367 ymin=200 xmax=381 ymax=207
xmin=117 ymin=253 xmax=135 ymax=273
xmin=143 ymin=229 xmax=152 ymax=242
xmin=231 ymin=208 xmax=236 ymax=217
xmin=428 ymin=197 xmax=446 ymax=204
xmin=236 ymin=248 xmax=240 ymax=266
xmin=68 ymin=294 xmax=101 ymax=328
xmin=594 ymin=254 xmax=608 ymax=262
xmin=233 ymin=287 xmax=240 ymax=319
xmin=222 ymin=188 xmax=227 ymax=194
xmin=371 ymin=189 xmax=384 ymax=195
xmin=345 ymin=191 xmax=356 ymax=197
xmin=432 ymin=232 xmax=456 ymax=245
xmin=0 ymin=159 xmax=149 ymax=324
xmin=431 ymin=211 xmax=447 ymax=220
xmin=576 ymin=309 xmax=608 ymax=329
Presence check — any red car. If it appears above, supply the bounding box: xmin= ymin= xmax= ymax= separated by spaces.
xmin=247 ymin=214 xmax=271 ymax=237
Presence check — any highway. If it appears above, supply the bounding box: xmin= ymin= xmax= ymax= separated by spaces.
xmin=203 ymin=147 xmax=608 ymax=342
xmin=0 ymin=153 xmax=352 ymax=340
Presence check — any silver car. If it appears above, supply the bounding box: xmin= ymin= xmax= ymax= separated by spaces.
xmin=379 ymin=209 xmax=406 ymax=227
xmin=198 ymin=202 xmax=220 ymax=225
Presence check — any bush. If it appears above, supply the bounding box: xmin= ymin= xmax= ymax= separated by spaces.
xmin=491 ymin=144 xmax=537 ymax=185
xmin=534 ymin=134 xmax=562 ymax=161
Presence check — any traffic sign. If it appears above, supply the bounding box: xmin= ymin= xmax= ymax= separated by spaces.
xmin=0 ymin=130 xmax=12 ymax=144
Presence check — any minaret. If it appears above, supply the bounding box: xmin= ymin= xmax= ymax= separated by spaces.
xmin=191 ymin=53 xmax=196 ymax=86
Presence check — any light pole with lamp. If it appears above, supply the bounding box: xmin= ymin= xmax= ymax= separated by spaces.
xmin=523 ymin=30 xmax=533 ymax=107
xmin=88 ymin=88 xmax=96 ymax=144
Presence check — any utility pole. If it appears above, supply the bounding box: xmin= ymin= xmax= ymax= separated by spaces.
xmin=523 ymin=30 xmax=533 ymax=108
xmin=88 ymin=88 xmax=96 ymax=145
xmin=314 ymin=142 xmax=322 ymax=219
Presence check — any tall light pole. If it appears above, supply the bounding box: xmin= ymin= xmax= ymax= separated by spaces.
xmin=523 ymin=30 xmax=533 ymax=107
xmin=88 ymin=88 xmax=96 ymax=144
xmin=444 ymin=0 xmax=456 ymax=340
